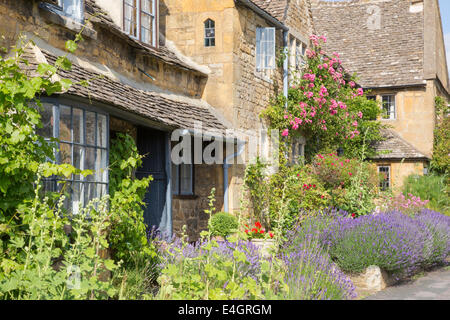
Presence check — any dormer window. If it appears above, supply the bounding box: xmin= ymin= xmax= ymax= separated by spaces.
xmin=204 ymin=19 xmax=215 ymax=47
xmin=58 ymin=0 xmax=84 ymax=23
xmin=123 ymin=0 xmax=158 ymax=48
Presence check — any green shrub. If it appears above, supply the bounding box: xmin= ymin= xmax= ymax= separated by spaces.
xmin=210 ymin=212 xmax=239 ymax=238
xmin=402 ymin=174 xmax=449 ymax=216
xmin=431 ymin=97 xmax=449 ymax=174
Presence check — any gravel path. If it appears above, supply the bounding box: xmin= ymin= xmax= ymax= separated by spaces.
xmin=365 ymin=266 xmax=450 ymax=300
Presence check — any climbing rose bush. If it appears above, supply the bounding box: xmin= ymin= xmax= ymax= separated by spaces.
xmin=280 ymin=36 xmax=363 ymax=140
xmin=262 ymin=35 xmax=382 ymax=160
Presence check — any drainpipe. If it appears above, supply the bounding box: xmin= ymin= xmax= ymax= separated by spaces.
xmin=283 ymin=30 xmax=289 ymax=108
xmin=223 ymin=142 xmax=246 ymax=213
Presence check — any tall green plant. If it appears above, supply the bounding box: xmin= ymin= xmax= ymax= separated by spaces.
xmin=108 ymin=133 xmax=155 ymax=267
xmin=0 ymin=164 xmax=118 ymax=300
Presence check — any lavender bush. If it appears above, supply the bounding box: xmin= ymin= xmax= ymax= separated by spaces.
xmin=414 ymin=209 xmax=450 ymax=267
xmin=321 ymin=209 xmax=450 ymax=278
xmin=281 ymin=231 xmax=356 ymax=300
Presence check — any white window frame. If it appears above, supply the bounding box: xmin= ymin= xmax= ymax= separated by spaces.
xmin=382 ymin=94 xmax=396 ymax=120
xmin=58 ymin=0 xmax=84 ymax=23
xmin=123 ymin=0 xmax=158 ymax=47
xmin=288 ymin=35 xmax=307 ymax=81
xmin=256 ymin=27 xmax=276 ymax=71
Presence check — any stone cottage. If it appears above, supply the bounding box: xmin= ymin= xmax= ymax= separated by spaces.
xmin=311 ymin=0 xmax=450 ymax=191
xmin=0 ymin=0 xmax=316 ymax=240
xmin=0 ymin=0 xmax=237 ymax=240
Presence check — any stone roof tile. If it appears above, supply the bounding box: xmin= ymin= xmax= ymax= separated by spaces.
xmin=249 ymin=0 xmax=289 ymax=22
xmin=371 ymin=129 xmax=429 ymax=160
xmin=311 ymin=0 xmax=425 ymax=88
xmin=21 ymin=46 xmax=228 ymax=133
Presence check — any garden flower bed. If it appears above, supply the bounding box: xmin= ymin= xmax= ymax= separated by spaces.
xmin=315 ymin=209 xmax=450 ymax=294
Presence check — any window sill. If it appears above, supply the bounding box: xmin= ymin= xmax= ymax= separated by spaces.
xmin=173 ymin=194 xmax=198 ymax=200
xmin=38 ymin=2 xmax=97 ymax=40
xmin=254 ymin=70 xmax=274 ymax=84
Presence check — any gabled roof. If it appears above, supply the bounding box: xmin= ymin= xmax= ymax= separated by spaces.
xmin=370 ymin=129 xmax=429 ymax=161
xmin=21 ymin=45 xmax=228 ymax=134
xmin=311 ymin=0 xmax=426 ymax=88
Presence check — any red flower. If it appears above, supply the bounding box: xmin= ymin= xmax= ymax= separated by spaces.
xmin=245 ymin=229 xmax=249 ymax=234
xmin=351 ymin=213 xmax=356 ymax=218
xmin=255 ymin=222 xmax=262 ymax=229
xmin=348 ymin=172 xmax=353 ymax=176
xmin=252 ymin=228 xmax=258 ymax=233
xmin=313 ymin=184 xmax=316 ymax=188
xmin=269 ymin=232 xmax=274 ymax=238
xmin=260 ymin=230 xmax=265 ymax=234
xmin=321 ymin=195 xmax=324 ymax=199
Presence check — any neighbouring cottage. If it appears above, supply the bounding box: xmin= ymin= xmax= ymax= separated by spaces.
xmin=311 ymin=0 xmax=450 ymax=191
xmin=159 ymin=0 xmax=315 ymax=214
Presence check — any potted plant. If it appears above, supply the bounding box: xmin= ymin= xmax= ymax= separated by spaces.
xmin=244 ymin=221 xmax=274 ymax=256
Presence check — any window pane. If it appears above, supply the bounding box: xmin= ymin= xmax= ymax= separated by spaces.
xmin=37 ymin=103 xmax=54 ymax=138
xmin=97 ymin=184 xmax=107 ymax=200
xmin=180 ymin=164 xmax=192 ymax=195
xmin=142 ymin=0 xmax=152 ymax=14
xmin=96 ymin=149 xmax=108 ymax=183
xmin=73 ymin=108 xmax=84 ymax=144
xmin=85 ymin=111 xmax=96 ymax=145
xmin=97 ymin=114 xmax=107 ymax=147
xmin=84 ymin=183 xmax=96 ymax=206
xmin=59 ymin=180 xmax=72 ymax=212
xmin=124 ymin=0 xmax=138 ymax=38
xmin=85 ymin=147 xmax=96 ymax=181
xmin=73 ymin=145 xmax=84 ymax=179
xmin=59 ymin=105 xmax=71 ymax=142
xmin=59 ymin=142 xmax=72 ymax=165
xmin=60 ymin=0 xmax=83 ymax=22
xmin=72 ymin=182 xmax=84 ymax=215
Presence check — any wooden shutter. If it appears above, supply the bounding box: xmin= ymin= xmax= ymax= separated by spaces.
xmin=256 ymin=27 xmax=263 ymax=70
xmin=265 ymin=27 xmax=275 ymax=70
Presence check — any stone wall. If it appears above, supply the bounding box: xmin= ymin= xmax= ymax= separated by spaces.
xmin=160 ymin=0 xmax=236 ymax=123
xmin=172 ymin=164 xmax=224 ymax=241
xmin=370 ymin=84 xmax=435 ymax=158
xmin=0 ymin=0 xmax=207 ymax=99
xmin=374 ymin=160 xmax=425 ymax=193
xmin=285 ymin=0 xmax=314 ymax=42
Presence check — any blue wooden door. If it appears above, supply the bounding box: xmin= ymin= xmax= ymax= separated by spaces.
xmin=136 ymin=127 xmax=171 ymax=236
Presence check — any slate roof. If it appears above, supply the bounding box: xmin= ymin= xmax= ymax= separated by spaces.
xmin=21 ymin=45 xmax=228 ymax=133
xmin=311 ymin=0 xmax=425 ymax=88
xmin=370 ymin=129 xmax=429 ymax=161
xmin=249 ymin=0 xmax=289 ymax=22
